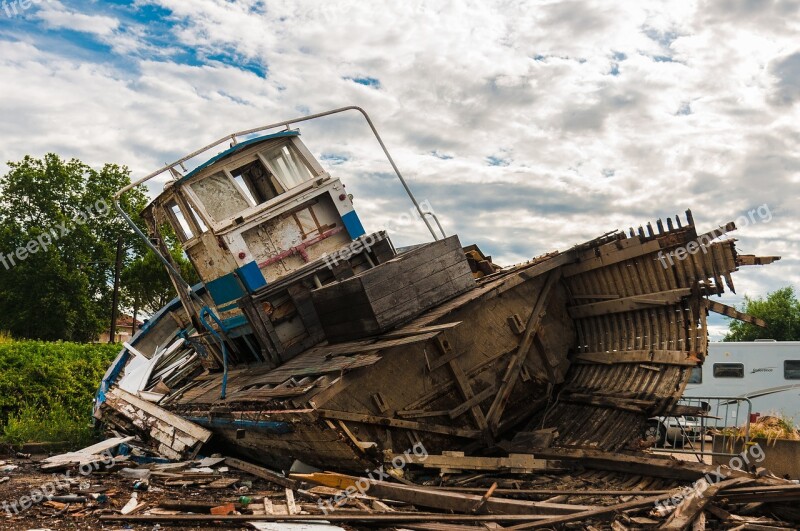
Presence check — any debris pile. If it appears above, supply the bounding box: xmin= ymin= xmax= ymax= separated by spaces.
xmin=2 ymin=436 xmax=800 ymax=530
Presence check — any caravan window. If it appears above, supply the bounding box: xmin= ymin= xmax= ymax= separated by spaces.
xmin=688 ymin=366 xmax=702 ymax=384
xmin=784 ymin=360 xmax=800 ymax=379
xmin=713 ymin=363 xmax=744 ymax=378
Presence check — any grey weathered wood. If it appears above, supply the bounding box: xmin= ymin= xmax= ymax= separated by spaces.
xmin=485 ymin=269 xmax=560 ymax=433
xmin=312 ymin=235 xmax=474 ymax=342
xmin=659 ymin=477 xmax=752 ymax=530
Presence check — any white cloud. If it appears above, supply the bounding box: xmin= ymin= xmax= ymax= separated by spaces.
xmin=34 ymin=0 xmax=119 ymax=36
xmin=0 ymin=0 xmax=797 ymax=337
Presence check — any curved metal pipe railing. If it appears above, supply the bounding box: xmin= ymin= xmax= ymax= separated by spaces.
xmin=114 ymin=106 xmax=440 ymax=239
xmin=111 ymin=106 xmax=444 ymax=369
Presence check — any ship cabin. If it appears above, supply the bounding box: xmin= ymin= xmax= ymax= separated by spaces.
xmin=141 ymin=130 xmax=397 ymax=369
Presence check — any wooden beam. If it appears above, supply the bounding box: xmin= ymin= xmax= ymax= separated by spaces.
xmin=568 ymin=288 xmax=691 ymax=319
xmin=292 ymin=472 xmax=593 ymax=515
xmin=560 ymin=393 xmax=648 ymax=414
xmin=705 ymin=300 xmax=767 ymax=328
xmin=224 ymin=457 xmax=298 ymax=490
xmin=395 ymin=452 xmax=553 ymax=473
xmin=434 ymin=335 xmax=489 ymax=431
xmin=573 ymin=350 xmax=700 ymax=367
xmin=379 ymin=321 xmax=462 ymax=340
xmin=737 ymin=255 xmax=780 ymax=266
xmin=317 ymin=409 xmax=483 ymax=439
xmin=659 ymin=477 xmax=752 ymax=530
xmin=448 ymin=385 xmax=496 ymax=419
xmin=534 ymin=448 xmax=783 ymax=483
xmin=101 ymin=513 xmax=555 ymax=524
xmin=107 ymin=388 xmax=212 ymax=442
xmin=485 ymin=269 xmax=560 ymax=434
xmin=504 ymin=491 xmax=682 ymax=530
xmin=562 ymin=239 xmax=662 ymax=277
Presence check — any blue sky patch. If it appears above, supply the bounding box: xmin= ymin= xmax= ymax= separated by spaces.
xmin=345 ymin=76 xmax=381 ymax=88
xmin=486 ymin=156 xmax=510 ymax=167
xmin=320 ymin=153 xmax=349 ymax=165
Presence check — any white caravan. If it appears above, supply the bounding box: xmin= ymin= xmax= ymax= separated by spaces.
xmin=684 ymin=340 xmax=800 ymax=427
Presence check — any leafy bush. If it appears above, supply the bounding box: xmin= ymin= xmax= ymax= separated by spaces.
xmin=0 ymin=339 xmax=119 ymax=444
xmin=3 ymin=403 xmax=96 ymax=447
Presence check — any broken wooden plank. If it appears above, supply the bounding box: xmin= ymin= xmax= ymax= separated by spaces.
xmin=378 ymin=322 xmax=462 ymax=340
xmin=395 ymin=452 xmax=553 ymax=473
xmin=534 ymin=448 xmax=783 ymax=482
xmin=737 ymin=255 xmax=780 ymax=266
xmin=292 ymin=472 xmax=593 ymax=515
xmin=201 ymin=477 xmax=239 ymax=489
xmin=102 ymin=513 xmax=555 ymax=524
xmin=503 ymin=491 xmax=681 ymax=530
xmin=224 ymin=457 xmax=298 ymax=490
xmin=317 ymin=409 xmax=483 ymax=439
xmin=108 ymin=387 xmax=211 ymax=442
xmin=568 ymin=288 xmax=691 ymax=319
xmin=447 ymin=385 xmax=496 ymax=419
xmin=573 ymin=350 xmax=700 ymax=367
xmin=704 ymin=300 xmax=767 ymax=328
xmin=659 ymin=477 xmax=753 ymax=530
xmin=485 ymin=269 xmax=560 ymax=433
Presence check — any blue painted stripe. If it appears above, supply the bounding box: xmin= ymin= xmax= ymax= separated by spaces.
xmin=236 ymin=261 xmax=267 ymax=292
xmin=221 ymin=313 xmax=248 ymax=330
xmin=184 ymin=416 xmax=293 ymax=434
xmin=206 ymin=272 xmax=245 ymax=306
xmin=341 ymin=210 xmax=366 ymax=239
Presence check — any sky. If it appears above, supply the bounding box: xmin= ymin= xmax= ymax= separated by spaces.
xmin=0 ymin=0 xmax=798 ymax=338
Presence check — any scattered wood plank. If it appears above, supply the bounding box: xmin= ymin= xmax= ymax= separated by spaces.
xmin=102 ymin=513 xmax=558 ymax=524
xmin=201 ymin=477 xmax=239 ymax=489
xmin=291 ymin=472 xmax=593 ymax=515
xmin=396 ymin=452 xmax=553 ymax=474
xmin=659 ymin=477 xmax=752 ymax=530
xmin=224 ymin=457 xmax=298 ymax=490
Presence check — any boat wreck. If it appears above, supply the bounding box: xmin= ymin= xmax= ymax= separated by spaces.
xmin=95 ymin=106 xmax=779 ymax=473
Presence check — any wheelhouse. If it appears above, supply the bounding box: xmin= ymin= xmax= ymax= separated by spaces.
xmin=143 ymin=131 xmax=366 ymax=316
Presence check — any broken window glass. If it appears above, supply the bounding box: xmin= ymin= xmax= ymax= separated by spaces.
xmin=231 ymin=160 xmax=283 ymax=204
xmin=190 ymin=171 xmax=251 ymax=223
xmin=167 ymin=201 xmax=194 ymax=242
xmin=262 ymin=143 xmax=313 ymax=190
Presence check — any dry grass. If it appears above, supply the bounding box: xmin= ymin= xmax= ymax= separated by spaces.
xmin=718 ymin=415 xmax=800 ymax=446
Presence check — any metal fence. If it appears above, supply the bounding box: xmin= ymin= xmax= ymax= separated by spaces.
xmin=647 ymin=396 xmax=752 ymax=460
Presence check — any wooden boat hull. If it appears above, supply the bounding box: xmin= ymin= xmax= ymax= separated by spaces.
xmin=98 ymin=210 xmax=778 ymax=471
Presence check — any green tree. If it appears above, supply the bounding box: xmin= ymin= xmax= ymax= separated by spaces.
xmin=121 ymin=236 xmax=199 ymax=330
xmin=0 ymin=154 xmax=148 ymax=341
xmin=724 ymin=286 xmax=800 ymax=341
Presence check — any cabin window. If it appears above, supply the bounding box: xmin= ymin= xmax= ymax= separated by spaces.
xmin=713 ymin=363 xmax=744 ymax=378
xmin=166 ymin=201 xmax=194 ymax=242
xmin=188 ymin=204 xmax=208 ymax=233
xmin=688 ymin=366 xmax=702 ymax=384
xmin=261 ymin=143 xmax=313 ymax=189
xmin=784 ymin=360 xmax=800 ymax=379
xmin=190 ymin=171 xmax=251 ymax=223
xmin=230 ymin=160 xmax=284 ymax=205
